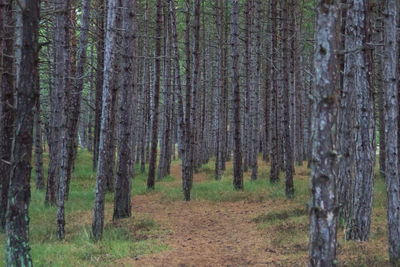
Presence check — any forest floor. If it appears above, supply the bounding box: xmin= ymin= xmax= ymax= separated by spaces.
xmin=0 ymin=151 xmax=391 ymax=266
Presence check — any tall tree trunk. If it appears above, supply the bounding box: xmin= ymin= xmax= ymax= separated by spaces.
xmin=282 ymin=0 xmax=294 ymax=197
xmin=170 ymin=0 xmax=184 ymax=171
xmin=231 ymin=0 xmax=243 ymax=190
xmin=55 ymin=0 xmax=71 ymax=240
xmin=309 ymin=0 xmax=339 ymax=265
xmin=5 ymin=0 xmax=39 ymax=264
xmin=383 ymin=0 xmax=400 ymax=263
xmin=251 ymin=0 xmax=262 ymax=181
xmin=376 ymin=0 xmax=385 ymax=178
xmin=34 ymin=77 xmax=45 ymax=190
xmin=344 ymin=0 xmax=375 ymax=241
xmin=114 ymin=0 xmax=136 ymax=220
xmin=337 ymin=0 xmax=353 ymax=223
xmin=269 ymin=0 xmax=280 ymax=183
xmin=147 ymin=0 xmax=162 ymax=190
xmin=0 ymin=0 xmax=14 ymax=231
xmin=92 ymin=0 xmax=122 ymax=241
xmin=65 ymin=0 xmax=91 ymax=199
xmin=93 ymin=0 xmax=105 ymax=171
xmin=158 ymin=2 xmax=172 ymax=180
xmin=182 ymin=0 xmax=193 ymax=200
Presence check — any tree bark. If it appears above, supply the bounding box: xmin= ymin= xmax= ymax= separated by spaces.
xmin=65 ymin=0 xmax=92 ymax=199
xmin=344 ymin=0 xmax=375 ymax=242
xmin=383 ymin=0 xmax=400 ymax=263
xmin=269 ymin=0 xmax=280 ymax=183
xmin=93 ymin=0 xmax=105 ymax=171
xmin=113 ymin=0 xmax=136 ymax=220
xmin=309 ymin=1 xmax=339 ymax=265
xmin=34 ymin=75 xmax=45 ymax=191
xmin=0 ymin=0 xmax=14 ymax=231
xmin=92 ymin=0 xmax=122 ymax=241
xmin=281 ymin=0 xmax=294 ymax=197
xmin=55 ymin=0 xmax=71 ymax=240
xmin=231 ymin=0 xmax=243 ymax=190
xmin=5 ymin=0 xmax=39 ymax=264
xmin=147 ymin=0 xmax=162 ymax=190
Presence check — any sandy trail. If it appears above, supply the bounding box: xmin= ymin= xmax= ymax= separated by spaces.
xmin=131 ymin=165 xmax=286 ymax=267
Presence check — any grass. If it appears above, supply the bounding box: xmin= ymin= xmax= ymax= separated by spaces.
xmin=0 ymin=150 xmax=168 ymax=266
xmin=0 ymin=149 xmax=391 ymax=266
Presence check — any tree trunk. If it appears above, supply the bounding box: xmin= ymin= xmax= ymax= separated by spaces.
xmin=92 ymin=0 xmax=122 ymax=241
xmin=182 ymin=0 xmax=193 ymax=200
xmin=231 ymin=0 xmax=243 ymax=190
xmin=34 ymin=77 xmax=45 ymax=191
xmin=383 ymin=0 xmax=400 ymax=263
xmin=93 ymin=0 xmax=105 ymax=171
xmin=281 ymin=0 xmax=294 ymax=197
xmin=147 ymin=0 xmax=162 ymax=190
xmin=114 ymin=0 xmax=136 ymax=220
xmin=55 ymin=0 xmax=71 ymax=240
xmin=344 ymin=0 xmax=375 ymax=242
xmin=0 ymin=0 xmax=14 ymax=231
xmin=309 ymin=1 xmax=339 ymax=265
xmin=5 ymin=0 xmax=39 ymax=264
xmin=376 ymin=0 xmax=385 ymax=178
xmin=65 ymin=0 xmax=91 ymax=199
xmin=269 ymin=0 xmax=280 ymax=183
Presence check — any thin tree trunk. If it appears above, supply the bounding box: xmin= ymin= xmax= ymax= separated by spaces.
xmin=0 ymin=0 xmax=14 ymax=231
xmin=92 ymin=0 xmax=122 ymax=241
xmin=269 ymin=0 xmax=280 ymax=183
xmin=55 ymin=0 xmax=71 ymax=240
xmin=147 ymin=0 xmax=162 ymax=190
xmin=231 ymin=0 xmax=243 ymax=190
xmin=93 ymin=0 xmax=105 ymax=171
xmin=65 ymin=0 xmax=91 ymax=199
xmin=34 ymin=77 xmax=45 ymax=190
xmin=114 ymin=0 xmax=136 ymax=220
xmin=5 ymin=0 xmax=39 ymax=264
xmin=309 ymin=1 xmax=339 ymax=265
xmin=383 ymin=0 xmax=400 ymax=263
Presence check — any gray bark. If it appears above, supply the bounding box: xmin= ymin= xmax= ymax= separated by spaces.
xmin=269 ymin=0 xmax=280 ymax=183
xmin=0 ymin=0 xmax=14 ymax=231
xmin=55 ymin=0 xmax=71 ymax=240
xmin=309 ymin=1 xmax=339 ymax=266
xmin=344 ymin=0 xmax=375 ymax=242
xmin=383 ymin=0 xmax=400 ymax=263
xmin=147 ymin=0 xmax=162 ymax=190
xmin=231 ymin=0 xmax=243 ymax=190
xmin=5 ymin=0 xmax=39 ymax=264
xmin=92 ymin=0 xmax=122 ymax=241
xmin=113 ymin=0 xmax=136 ymax=220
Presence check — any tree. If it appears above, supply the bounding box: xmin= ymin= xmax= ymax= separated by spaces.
xmin=309 ymin=0 xmax=339 ymax=265
xmin=344 ymin=0 xmax=375 ymax=241
xmin=65 ymin=0 xmax=92 ymax=198
xmin=269 ymin=0 xmax=280 ymax=184
xmin=113 ymin=0 xmax=136 ymax=220
xmin=231 ymin=0 xmax=243 ymax=190
xmin=147 ymin=0 xmax=162 ymax=190
xmin=0 ymin=0 xmax=14 ymax=231
xmin=182 ymin=0 xmax=193 ymax=200
xmin=383 ymin=0 xmax=400 ymax=263
xmin=53 ymin=0 xmax=71 ymax=240
xmin=5 ymin=0 xmax=39 ymax=264
xmin=92 ymin=0 xmax=122 ymax=241
xmin=281 ymin=0 xmax=294 ymax=198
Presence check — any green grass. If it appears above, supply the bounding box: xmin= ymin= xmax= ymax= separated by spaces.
xmin=0 ymin=150 xmax=391 ymax=266
xmin=0 ymin=150 xmax=169 ymax=266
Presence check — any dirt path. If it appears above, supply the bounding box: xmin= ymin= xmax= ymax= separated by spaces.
xmin=131 ymin=165 xmax=287 ymax=267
